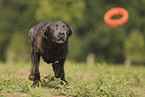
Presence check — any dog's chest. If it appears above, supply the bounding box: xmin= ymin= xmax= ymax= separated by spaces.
xmin=40 ymin=46 xmax=68 ymax=63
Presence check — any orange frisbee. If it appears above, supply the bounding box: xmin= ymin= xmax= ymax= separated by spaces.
xmin=104 ymin=7 xmax=129 ymax=27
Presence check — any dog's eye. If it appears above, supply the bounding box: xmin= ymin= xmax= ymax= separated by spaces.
xmin=54 ymin=25 xmax=58 ymax=29
xmin=62 ymin=25 xmax=67 ymax=30
xmin=54 ymin=26 xmax=56 ymax=29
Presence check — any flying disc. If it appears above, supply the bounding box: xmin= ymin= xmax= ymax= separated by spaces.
xmin=104 ymin=7 xmax=129 ymax=27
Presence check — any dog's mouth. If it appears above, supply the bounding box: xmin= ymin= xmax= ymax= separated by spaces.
xmin=54 ymin=38 xmax=66 ymax=44
xmin=57 ymin=38 xmax=65 ymax=41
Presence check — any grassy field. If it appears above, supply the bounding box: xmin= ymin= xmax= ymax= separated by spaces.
xmin=0 ymin=61 xmax=145 ymax=97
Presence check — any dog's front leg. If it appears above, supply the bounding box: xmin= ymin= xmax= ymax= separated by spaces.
xmin=52 ymin=59 xmax=68 ymax=85
xmin=29 ymin=48 xmax=40 ymax=87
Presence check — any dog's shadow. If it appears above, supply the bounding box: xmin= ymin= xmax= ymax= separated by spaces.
xmin=41 ymin=75 xmax=62 ymax=89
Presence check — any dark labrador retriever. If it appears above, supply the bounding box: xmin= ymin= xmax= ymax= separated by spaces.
xmin=28 ymin=21 xmax=72 ymax=87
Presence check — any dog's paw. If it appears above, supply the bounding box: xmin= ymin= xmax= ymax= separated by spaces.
xmin=28 ymin=74 xmax=35 ymax=81
xmin=60 ymin=80 xmax=68 ymax=85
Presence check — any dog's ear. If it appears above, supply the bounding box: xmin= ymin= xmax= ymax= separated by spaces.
xmin=68 ymin=24 xmax=72 ymax=37
xmin=41 ymin=24 xmax=50 ymax=38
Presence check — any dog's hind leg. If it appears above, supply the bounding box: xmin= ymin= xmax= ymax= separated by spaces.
xmin=29 ymin=47 xmax=40 ymax=87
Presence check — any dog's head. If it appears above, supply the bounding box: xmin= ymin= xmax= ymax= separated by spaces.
xmin=42 ymin=21 xmax=72 ymax=44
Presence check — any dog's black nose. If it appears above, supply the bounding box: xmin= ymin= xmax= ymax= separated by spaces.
xmin=59 ymin=31 xmax=65 ymax=36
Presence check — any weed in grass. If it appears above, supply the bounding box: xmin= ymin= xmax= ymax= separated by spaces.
xmin=132 ymin=72 xmax=141 ymax=86
xmin=18 ymin=79 xmax=31 ymax=92
xmin=0 ymin=71 xmax=46 ymax=96
xmin=55 ymin=82 xmax=96 ymax=97
xmin=41 ymin=74 xmax=56 ymax=88
xmin=0 ymin=62 xmax=144 ymax=96
xmin=28 ymin=82 xmax=45 ymax=97
xmin=0 ymin=72 xmax=14 ymax=94
xmin=55 ymin=83 xmax=68 ymax=96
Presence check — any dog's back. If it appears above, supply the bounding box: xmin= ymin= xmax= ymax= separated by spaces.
xmin=29 ymin=21 xmax=52 ymax=44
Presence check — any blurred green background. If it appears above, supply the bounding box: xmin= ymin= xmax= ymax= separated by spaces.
xmin=0 ymin=0 xmax=145 ymax=64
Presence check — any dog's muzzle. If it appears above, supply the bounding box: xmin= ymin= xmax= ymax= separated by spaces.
xmin=58 ymin=31 xmax=65 ymax=38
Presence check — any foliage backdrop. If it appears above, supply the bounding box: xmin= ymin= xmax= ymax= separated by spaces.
xmin=0 ymin=0 xmax=144 ymax=64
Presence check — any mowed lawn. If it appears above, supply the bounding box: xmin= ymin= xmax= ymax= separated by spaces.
xmin=0 ymin=61 xmax=145 ymax=97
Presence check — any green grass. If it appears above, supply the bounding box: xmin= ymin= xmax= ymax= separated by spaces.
xmin=0 ymin=61 xmax=145 ymax=97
